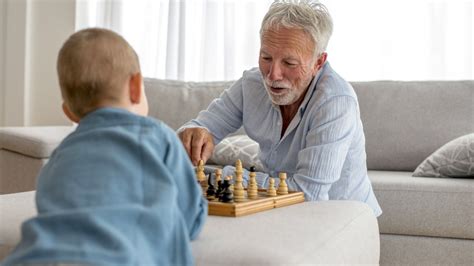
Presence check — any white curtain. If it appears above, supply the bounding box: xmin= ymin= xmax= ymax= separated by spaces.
xmin=76 ymin=0 xmax=272 ymax=81
xmin=76 ymin=0 xmax=473 ymax=82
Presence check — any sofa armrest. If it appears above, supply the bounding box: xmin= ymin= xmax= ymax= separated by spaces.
xmin=0 ymin=126 xmax=74 ymax=194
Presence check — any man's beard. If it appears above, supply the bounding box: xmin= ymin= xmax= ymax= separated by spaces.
xmin=263 ymin=80 xmax=300 ymax=106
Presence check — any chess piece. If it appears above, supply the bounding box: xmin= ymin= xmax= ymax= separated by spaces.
xmin=247 ymin=166 xmax=258 ymax=199
xmin=219 ymin=178 xmax=234 ymax=203
xmin=233 ymin=160 xmax=245 ymax=202
xmin=216 ymin=179 xmax=223 ymax=199
xmin=206 ymin=173 xmax=216 ymax=200
xmin=196 ymin=160 xmax=207 ymax=195
xmin=196 ymin=160 xmax=206 ymax=182
xmin=277 ymin=172 xmax=289 ymax=195
xmin=215 ymin=168 xmax=222 ymax=184
xmin=266 ymin=177 xmax=277 ymax=197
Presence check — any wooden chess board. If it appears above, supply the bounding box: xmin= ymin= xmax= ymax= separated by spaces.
xmin=207 ymin=189 xmax=305 ymax=217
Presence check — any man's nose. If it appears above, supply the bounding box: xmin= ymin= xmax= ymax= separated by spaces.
xmin=268 ymin=63 xmax=283 ymax=81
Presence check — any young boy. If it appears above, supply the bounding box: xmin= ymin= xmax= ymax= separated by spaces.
xmin=2 ymin=28 xmax=207 ymax=265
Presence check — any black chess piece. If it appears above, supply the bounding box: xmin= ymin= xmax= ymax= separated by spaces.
xmin=219 ymin=179 xmax=233 ymax=203
xmin=250 ymin=166 xmax=256 ymax=172
xmin=215 ymin=179 xmax=223 ymax=199
xmin=206 ymin=173 xmax=216 ymax=200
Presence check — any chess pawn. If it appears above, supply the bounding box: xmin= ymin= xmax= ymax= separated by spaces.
xmin=220 ymin=178 xmax=234 ymax=203
xmin=206 ymin=173 xmax=216 ymax=201
xmin=277 ymin=172 xmax=289 ymax=195
xmin=247 ymin=166 xmax=258 ymax=199
xmin=266 ymin=178 xmax=277 ymax=197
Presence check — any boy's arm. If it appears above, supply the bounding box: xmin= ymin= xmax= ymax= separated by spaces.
xmin=163 ymin=128 xmax=208 ymax=240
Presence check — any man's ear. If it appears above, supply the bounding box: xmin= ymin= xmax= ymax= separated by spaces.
xmin=312 ymin=52 xmax=327 ymax=74
xmin=62 ymin=102 xmax=80 ymax=123
xmin=129 ymin=72 xmax=143 ymax=104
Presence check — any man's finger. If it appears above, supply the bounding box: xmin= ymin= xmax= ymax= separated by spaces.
xmin=190 ymin=134 xmax=205 ymax=166
xmin=201 ymin=139 xmax=214 ymax=164
xmin=178 ymin=130 xmax=193 ymax=159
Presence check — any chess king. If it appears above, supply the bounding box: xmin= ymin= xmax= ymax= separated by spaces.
xmin=178 ymin=0 xmax=382 ymax=217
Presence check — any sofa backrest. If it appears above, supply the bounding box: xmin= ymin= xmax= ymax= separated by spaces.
xmin=145 ymin=77 xmax=473 ymax=171
xmin=145 ymin=78 xmax=234 ymax=130
xmin=353 ymin=80 xmax=473 ymax=171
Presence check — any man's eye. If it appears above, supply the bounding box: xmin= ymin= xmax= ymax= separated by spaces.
xmin=262 ymin=57 xmax=271 ymax=61
xmin=285 ymin=61 xmax=297 ymax=66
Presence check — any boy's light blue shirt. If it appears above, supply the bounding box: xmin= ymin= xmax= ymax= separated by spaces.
xmin=180 ymin=63 xmax=382 ymax=216
xmin=3 ymin=108 xmax=207 ymax=265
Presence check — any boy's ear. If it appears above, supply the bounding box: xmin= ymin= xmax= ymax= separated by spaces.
xmin=62 ymin=102 xmax=80 ymax=123
xmin=129 ymin=72 xmax=143 ymax=104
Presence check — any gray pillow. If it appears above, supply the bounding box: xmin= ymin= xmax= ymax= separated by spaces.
xmin=413 ymin=134 xmax=474 ymax=178
xmin=208 ymin=135 xmax=264 ymax=171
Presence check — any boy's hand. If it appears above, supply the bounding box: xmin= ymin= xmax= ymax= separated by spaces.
xmin=178 ymin=128 xmax=214 ymax=166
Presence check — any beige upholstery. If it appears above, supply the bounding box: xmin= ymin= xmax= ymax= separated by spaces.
xmin=0 ymin=126 xmax=73 ymax=194
xmin=370 ymin=171 xmax=474 ymax=239
xmin=380 ymin=234 xmax=474 ymax=265
xmin=0 ymin=191 xmax=380 ymax=264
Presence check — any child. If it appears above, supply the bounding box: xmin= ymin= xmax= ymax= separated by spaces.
xmin=2 ymin=28 xmax=207 ymax=265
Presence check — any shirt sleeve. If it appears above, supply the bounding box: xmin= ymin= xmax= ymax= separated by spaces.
xmin=288 ymin=96 xmax=358 ymax=200
xmin=162 ymin=129 xmax=208 ymax=240
xmin=177 ymin=78 xmax=245 ymax=144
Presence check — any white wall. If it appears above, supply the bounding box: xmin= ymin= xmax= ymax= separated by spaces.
xmin=0 ymin=0 xmax=75 ymax=127
xmin=0 ymin=0 xmax=5 ymax=126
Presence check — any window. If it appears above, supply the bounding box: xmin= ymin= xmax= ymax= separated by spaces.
xmin=77 ymin=0 xmax=473 ymax=81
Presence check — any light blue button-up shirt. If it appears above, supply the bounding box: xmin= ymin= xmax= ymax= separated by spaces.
xmin=181 ymin=63 xmax=381 ymax=216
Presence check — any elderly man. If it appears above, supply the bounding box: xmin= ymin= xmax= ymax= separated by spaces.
xmin=178 ymin=0 xmax=381 ymax=216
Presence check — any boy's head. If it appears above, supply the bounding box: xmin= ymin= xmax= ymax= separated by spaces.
xmin=57 ymin=28 xmax=148 ymax=122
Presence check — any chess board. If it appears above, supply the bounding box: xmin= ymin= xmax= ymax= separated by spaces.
xmin=207 ymin=189 xmax=304 ymax=217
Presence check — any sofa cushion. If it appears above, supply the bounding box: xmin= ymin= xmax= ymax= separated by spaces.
xmin=208 ymin=135 xmax=264 ymax=171
xmin=0 ymin=126 xmax=73 ymax=158
xmin=193 ymin=201 xmax=380 ymax=264
xmin=0 ymin=191 xmax=36 ymax=259
xmin=352 ymin=80 xmax=474 ymax=171
xmin=369 ymin=170 xmax=474 ymax=239
xmin=413 ymin=133 xmax=474 ymax=178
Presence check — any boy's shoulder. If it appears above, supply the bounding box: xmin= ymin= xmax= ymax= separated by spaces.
xmin=58 ymin=108 xmax=176 ymax=149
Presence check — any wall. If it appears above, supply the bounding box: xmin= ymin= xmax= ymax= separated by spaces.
xmin=0 ymin=0 xmax=4 ymax=126
xmin=0 ymin=0 xmax=75 ymax=127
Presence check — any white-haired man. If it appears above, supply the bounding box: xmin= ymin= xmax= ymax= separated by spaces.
xmin=179 ymin=0 xmax=382 ymax=216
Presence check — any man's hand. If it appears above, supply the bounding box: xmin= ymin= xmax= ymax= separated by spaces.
xmin=178 ymin=128 xmax=215 ymax=166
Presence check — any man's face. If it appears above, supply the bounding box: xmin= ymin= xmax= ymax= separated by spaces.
xmin=259 ymin=27 xmax=321 ymax=106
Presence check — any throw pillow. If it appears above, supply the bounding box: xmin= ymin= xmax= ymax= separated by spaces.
xmin=413 ymin=133 xmax=474 ymax=178
xmin=208 ymin=135 xmax=264 ymax=171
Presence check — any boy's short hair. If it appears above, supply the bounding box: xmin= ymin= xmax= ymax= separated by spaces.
xmin=57 ymin=28 xmax=140 ymax=118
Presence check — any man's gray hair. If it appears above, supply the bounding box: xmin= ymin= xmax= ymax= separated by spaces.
xmin=260 ymin=0 xmax=333 ymax=57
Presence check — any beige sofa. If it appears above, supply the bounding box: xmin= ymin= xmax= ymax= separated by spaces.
xmin=1 ymin=78 xmax=473 ymax=264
